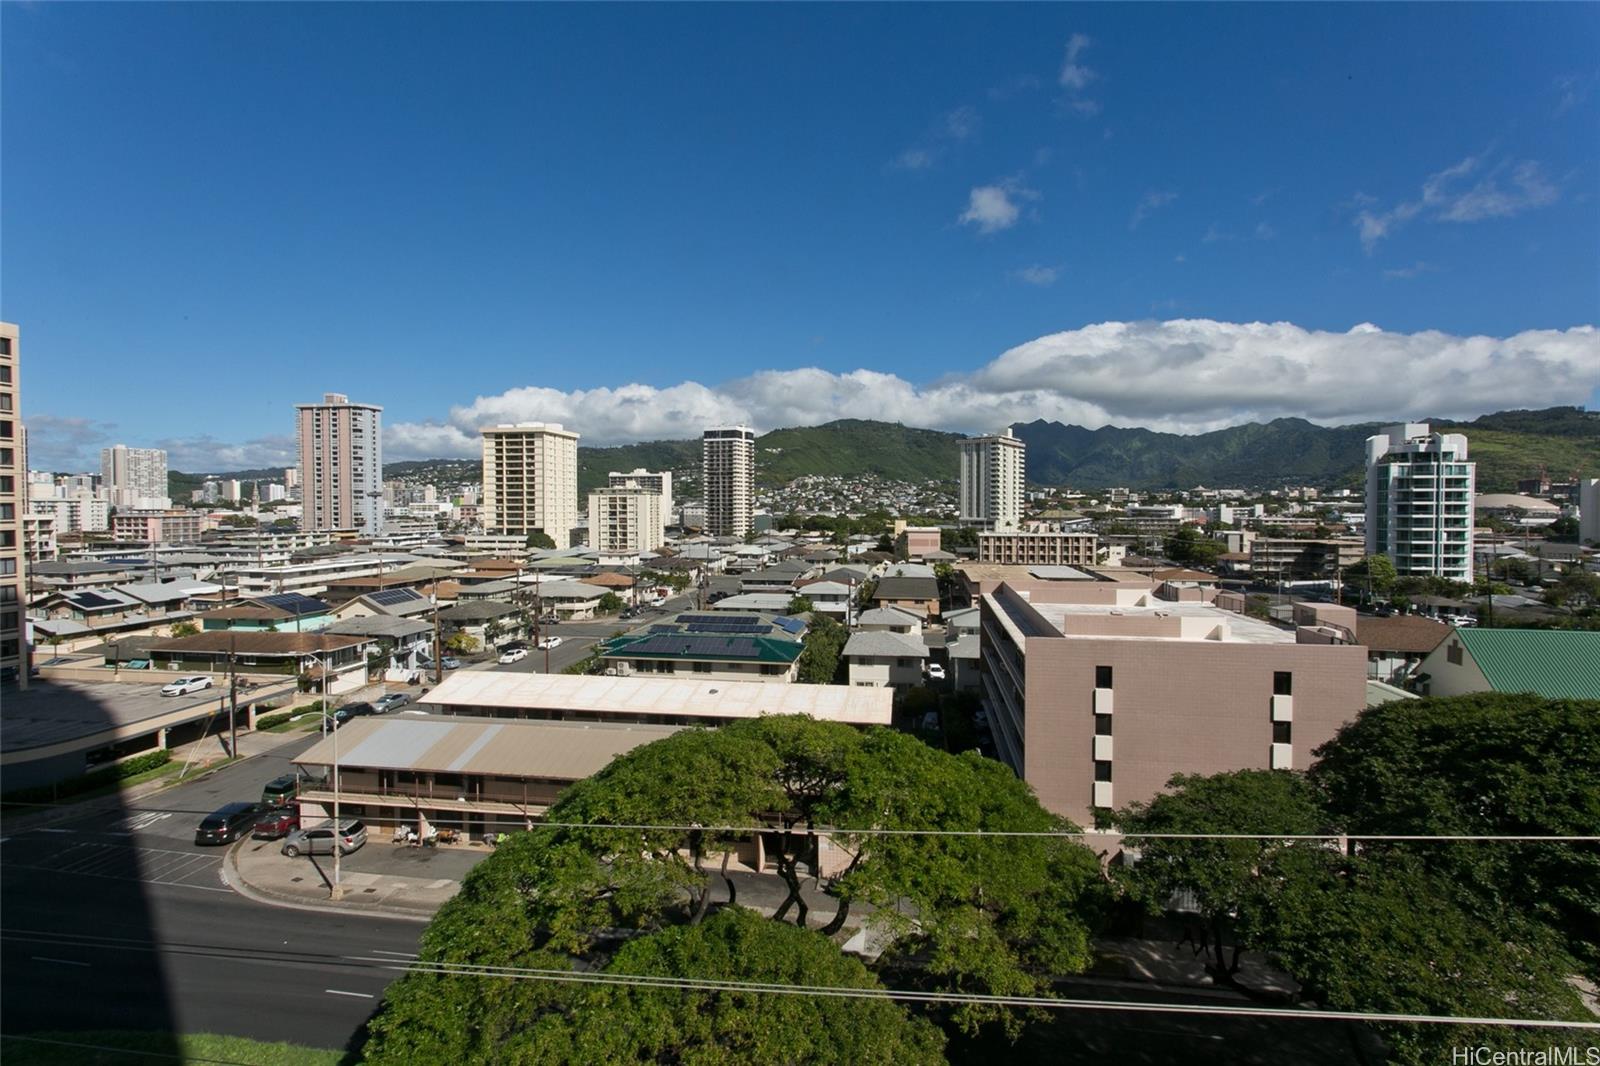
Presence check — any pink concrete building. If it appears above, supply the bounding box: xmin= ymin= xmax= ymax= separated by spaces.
xmin=978 ymin=581 xmax=1367 ymax=827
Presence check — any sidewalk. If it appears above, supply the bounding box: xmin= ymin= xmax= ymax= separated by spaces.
xmin=226 ymin=833 xmax=480 ymax=921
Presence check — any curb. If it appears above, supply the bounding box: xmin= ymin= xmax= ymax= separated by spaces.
xmin=221 ymin=841 xmax=434 ymax=924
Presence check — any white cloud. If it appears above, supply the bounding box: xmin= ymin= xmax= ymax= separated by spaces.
xmin=1059 ymin=34 xmax=1094 ymax=90
xmin=1129 ymin=190 xmax=1178 ymax=230
xmin=1011 ymin=265 xmax=1060 ymax=287
xmin=379 ymin=320 xmax=1600 ymax=458
xmin=943 ymin=105 xmax=980 ymax=140
xmin=1253 ymin=221 xmax=1277 ymax=240
xmin=889 ymin=148 xmax=934 ymax=172
xmin=959 ymin=182 xmax=1036 ymax=234
xmin=1355 ymin=154 xmax=1560 ymax=252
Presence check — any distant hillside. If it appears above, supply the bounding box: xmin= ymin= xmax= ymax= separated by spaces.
xmin=172 ymin=407 xmax=1597 ymax=498
xmin=754 ymin=420 xmax=961 ymax=484
xmin=1013 ymin=406 xmax=1600 ymax=491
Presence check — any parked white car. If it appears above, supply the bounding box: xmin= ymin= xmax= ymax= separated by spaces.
xmin=161 ymin=675 xmax=214 ymax=696
xmin=926 ymin=662 xmax=946 ymax=681
xmin=498 ymin=647 xmax=529 ymax=664
xmin=537 ymin=636 xmax=564 ymax=650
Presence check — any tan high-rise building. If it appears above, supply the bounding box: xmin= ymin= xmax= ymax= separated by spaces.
xmin=608 ymin=468 xmax=672 ymax=540
xmin=588 ymin=484 xmax=664 ymax=558
xmin=959 ymin=428 xmax=1026 ymax=531
xmin=481 ymin=423 xmax=579 ymax=546
xmin=702 ymin=426 xmax=756 ymax=538
xmin=1 ymin=321 xmax=25 ymax=688
xmin=296 ymin=393 xmax=384 ymax=533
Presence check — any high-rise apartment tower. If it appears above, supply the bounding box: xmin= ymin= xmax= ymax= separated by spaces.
xmin=959 ymin=428 xmax=1026 ymax=531
xmin=481 ymin=423 xmax=579 ymax=546
xmin=296 ymin=393 xmax=384 ymax=533
xmin=702 ymin=426 xmax=756 ymax=538
xmin=1364 ymin=423 xmax=1474 ymax=583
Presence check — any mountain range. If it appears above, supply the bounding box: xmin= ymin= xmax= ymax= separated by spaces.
xmin=171 ymin=407 xmax=1598 ymax=497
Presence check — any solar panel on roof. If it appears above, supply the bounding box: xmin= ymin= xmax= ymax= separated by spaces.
xmin=72 ymin=592 xmax=120 ymax=609
xmin=369 ymin=588 xmax=422 ymax=607
xmin=628 ymin=635 xmax=763 ymax=659
xmin=258 ymin=592 xmax=330 ymax=615
xmin=771 ymin=617 xmax=806 ymax=634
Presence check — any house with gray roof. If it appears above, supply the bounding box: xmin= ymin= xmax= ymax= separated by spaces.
xmin=843 ymin=630 xmax=929 ymax=688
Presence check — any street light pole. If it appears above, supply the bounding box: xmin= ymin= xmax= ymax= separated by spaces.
xmin=330 ymin=671 xmax=343 ymax=901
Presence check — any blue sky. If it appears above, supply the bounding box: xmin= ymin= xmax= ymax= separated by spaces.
xmin=5 ymin=3 xmax=1598 ymax=472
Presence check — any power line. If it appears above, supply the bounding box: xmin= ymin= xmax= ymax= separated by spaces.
xmin=3 ymin=927 xmax=1591 ymax=1034
xmin=2 ymin=803 xmax=1594 ymax=843
xmin=352 ymin=955 xmax=1600 ymax=1032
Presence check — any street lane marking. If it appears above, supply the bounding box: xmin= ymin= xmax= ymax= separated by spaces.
xmin=37 ymin=829 xmax=74 ymax=834
xmin=31 ymin=956 xmax=90 ymax=967
xmin=325 ymin=989 xmax=374 ymax=998
xmin=371 ymin=949 xmax=418 ymax=958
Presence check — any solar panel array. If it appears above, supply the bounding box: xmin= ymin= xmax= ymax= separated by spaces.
xmin=72 ymin=591 xmax=121 ymax=609
xmin=685 ymin=622 xmax=770 ymax=634
xmin=676 ymin=614 xmax=759 ymax=627
xmin=771 ymin=616 xmax=807 ymax=634
xmin=628 ymin=635 xmax=762 ymax=658
xmin=368 ymin=588 xmax=423 ymax=607
xmin=258 ymin=592 xmax=330 ymax=615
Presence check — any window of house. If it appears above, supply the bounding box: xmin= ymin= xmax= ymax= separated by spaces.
xmin=1447 ymin=642 xmax=1463 ymax=665
xmin=693 ymin=662 xmax=712 ymax=673
xmin=1272 ymin=721 xmax=1293 ymax=745
xmin=1093 ymin=760 xmax=1113 ymax=782
xmin=1094 ymin=713 xmax=1112 ymax=736
xmin=1095 ymin=665 xmax=1113 ymax=689
xmin=1273 ymin=671 xmax=1293 ymax=696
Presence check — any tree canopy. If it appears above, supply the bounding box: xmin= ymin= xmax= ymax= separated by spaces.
xmin=525 ymin=530 xmax=557 ymax=550
xmin=363 ymin=715 xmax=1105 ymax=1057
xmin=796 ymin=613 xmax=847 ymax=684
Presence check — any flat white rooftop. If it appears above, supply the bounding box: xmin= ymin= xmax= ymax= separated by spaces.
xmin=1027 ymin=598 xmax=1294 ymax=645
xmin=422 ymin=672 xmax=893 ymax=725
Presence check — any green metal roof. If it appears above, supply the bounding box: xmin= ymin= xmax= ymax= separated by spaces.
xmin=1456 ymin=629 xmax=1600 ymax=700
xmin=600 ymin=633 xmax=803 ymax=666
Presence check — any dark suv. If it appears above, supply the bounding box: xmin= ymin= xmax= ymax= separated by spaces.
xmin=261 ymin=774 xmax=298 ymax=807
xmin=195 ymin=802 xmax=262 ymax=846
xmin=332 ymin=702 xmax=376 ymax=727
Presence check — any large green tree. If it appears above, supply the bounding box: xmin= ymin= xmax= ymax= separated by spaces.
xmin=796 ymin=613 xmax=847 ymax=684
xmin=1310 ymin=693 xmax=1600 ymax=974
xmin=364 ymin=909 xmax=946 ymax=1066
xmin=377 ymin=716 xmax=1104 ymax=1046
xmin=1112 ymin=770 xmax=1329 ymax=985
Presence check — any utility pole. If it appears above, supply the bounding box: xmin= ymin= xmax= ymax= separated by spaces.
xmin=431 ymin=589 xmax=443 ymax=685
xmin=330 ymin=676 xmax=343 ymax=901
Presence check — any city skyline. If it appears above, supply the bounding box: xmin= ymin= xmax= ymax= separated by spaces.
xmin=5 ymin=4 xmax=1599 ymax=470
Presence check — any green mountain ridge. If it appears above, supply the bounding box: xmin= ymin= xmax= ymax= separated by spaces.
xmin=171 ymin=407 xmax=1598 ymax=497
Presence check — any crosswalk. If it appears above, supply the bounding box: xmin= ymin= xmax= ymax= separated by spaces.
xmin=3 ymin=836 xmax=228 ymax=893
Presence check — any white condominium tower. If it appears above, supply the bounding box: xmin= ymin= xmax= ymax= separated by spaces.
xmin=702 ymin=426 xmax=756 ymax=538
xmin=1364 ymin=422 xmax=1474 ymax=583
xmin=481 ymin=422 xmax=579 ymax=547
xmin=959 ymin=427 xmax=1025 ymax=531
xmin=588 ymin=484 xmax=665 ymax=557
xmin=609 ymin=468 xmax=672 ymax=533
xmin=101 ymin=445 xmax=170 ymax=509
xmin=296 ymin=392 xmax=384 ymax=533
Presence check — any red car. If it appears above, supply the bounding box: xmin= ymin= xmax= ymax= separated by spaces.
xmin=252 ymin=807 xmax=297 ymax=840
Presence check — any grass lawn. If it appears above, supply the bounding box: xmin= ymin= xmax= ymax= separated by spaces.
xmin=1 ymin=1031 xmax=344 ymax=1065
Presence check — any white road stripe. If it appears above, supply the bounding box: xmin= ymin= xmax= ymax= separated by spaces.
xmin=371 ymin=949 xmax=419 ymax=958
xmin=325 ymin=989 xmax=374 ymax=998
xmin=31 ymin=956 xmax=90 ymax=967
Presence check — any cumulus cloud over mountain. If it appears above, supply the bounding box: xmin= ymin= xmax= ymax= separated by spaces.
xmin=382 ymin=319 xmax=1600 ymax=458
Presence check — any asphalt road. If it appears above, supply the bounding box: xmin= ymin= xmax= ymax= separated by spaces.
xmin=480 ymin=594 xmax=699 ymax=675
xmin=0 ymin=733 xmax=421 ymax=1053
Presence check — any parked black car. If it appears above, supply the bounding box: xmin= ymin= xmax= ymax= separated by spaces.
xmin=195 ymin=801 xmax=262 ymax=846
xmin=332 ymin=702 xmax=377 ymax=727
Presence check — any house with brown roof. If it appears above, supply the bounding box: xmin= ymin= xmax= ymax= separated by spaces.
xmin=1356 ymin=614 xmax=1453 ymax=684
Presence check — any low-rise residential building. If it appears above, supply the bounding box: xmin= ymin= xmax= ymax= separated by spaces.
xmin=423 ymin=671 xmax=894 ymax=727
xmin=789 ymin=579 xmax=852 ymax=619
xmin=854 ymin=605 xmax=923 ymax=634
xmin=708 ymin=592 xmax=794 ymax=614
xmin=979 ymin=581 xmax=1366 ymax=827
xmin=1413 ymin=628 xmax=1600 ymax=700
xmin=142 ymin=631 xmax=372 ymax=689
xmin=599 ymin=612 xmax=806 ymax=682
xmin=200 ymin=593 xmax=334 ymax=632
xmin=1249 ymin=536 xmax=1365 ymax=582
xmin=1355 ymin=614 xmax=1451 ymax=684
xmin=843 ymin=630 xmax=928 ymax=688
xmin=977 ymin=530 xmax=1098 ymax=567
xmin=293 ymin=715 xmax=680 ymax=836
xmin=868 ymin=575 xmax=941 ymax=620
xmin=111 ymin=509 xmax=208 ymax=543
xmin=895 ymin=525 xmax=943 ymax=561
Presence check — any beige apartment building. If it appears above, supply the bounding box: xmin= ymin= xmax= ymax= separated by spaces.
xmin=959 ymin=428 xmax=1025 ymax=531
xmin=481 ymin=423 xmax=579 ymax=546
xmin=1249 ymin=536 xmax=1365 ymax=582
xmin=296 ymin=393 xmax=384 ymax=533
xmin=977 ymin=530 xmax=1098 ymax=567
xmin=111 ymin=509 xmax=210 ymax=543
xmin=703 ymin=426 xmax=756 ymax=538
xmin=978 ymin=578 xmax=1366 ymax=827
xmin=588 ymin=483 xmax=665 ymax=557
xmin=100 ymin=444 xmax=170 ymax=509
xmin=0 ymin=322 xmax=23 ymax=687
xmin=608 ymin=468 xmax=672 ymax=537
